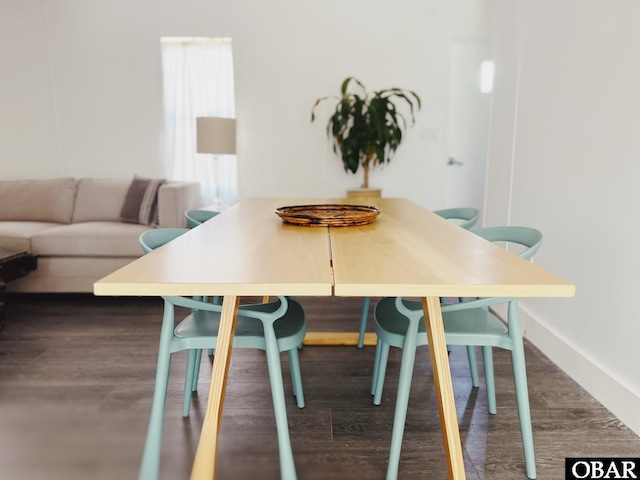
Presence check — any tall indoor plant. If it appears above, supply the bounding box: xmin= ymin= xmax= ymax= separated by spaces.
xmin=311 ymin=77 xmax=421 ymax=189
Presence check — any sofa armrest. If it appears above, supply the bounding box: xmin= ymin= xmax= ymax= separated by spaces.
xmin=157 ymin=181 xmax=203 ymax=228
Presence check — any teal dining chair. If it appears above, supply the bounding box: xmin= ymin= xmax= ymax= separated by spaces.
xmin=139 ymin=228 xmax=189 ymax=254
xmin=185 ymin=209 xmax=219 ymax=228
xmin=371 ymin=226 xmax=543 ymax=480
xmin=184 ymin=210 xmax=222 ymax=353
xmin=140 ymin=227 xmax=213 ymax=397
xmin=432 ymin=206 xmax=480 ymax=230
xmin=433 ymin=207 xmax=482 ymax=380
xmin=357 ymin=207 xmax=480 ymax=349
xmin=138 ymin=229 xmax=307 ymax=480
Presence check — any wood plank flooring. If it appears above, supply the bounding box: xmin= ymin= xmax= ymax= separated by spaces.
xmin=0 ymin=294 xmax=638 ymax=479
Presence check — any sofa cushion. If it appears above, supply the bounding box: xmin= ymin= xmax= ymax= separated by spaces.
xmin=0 ymin=178 xmax=77 ymax=223
xmin=0 ymin=221 xmax=63 ymax=252
xmin=120 ymin=176 xmax=165 ymax=226
xmin=72 ymin=178 xmax=131 ymax=223
xmin=30 ymin=221 xmax=149 ymax=257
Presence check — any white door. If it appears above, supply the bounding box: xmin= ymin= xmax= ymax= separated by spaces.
xmin=445 ymin=40 xmax=493 ymax=213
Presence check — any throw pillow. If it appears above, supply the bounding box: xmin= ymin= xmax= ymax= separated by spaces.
xmin=119 ymin=175 xmax=165 ymax=226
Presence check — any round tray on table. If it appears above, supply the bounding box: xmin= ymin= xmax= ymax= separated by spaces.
xmin=274 ymin=204 xmax=381 ymax=227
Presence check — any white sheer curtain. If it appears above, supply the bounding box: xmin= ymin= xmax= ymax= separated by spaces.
xmin=161 ymin=37 xmax=237 ymax=207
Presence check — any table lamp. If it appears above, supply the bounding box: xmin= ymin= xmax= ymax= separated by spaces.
xmin=196 ymin=116 xmax=236 ymax=207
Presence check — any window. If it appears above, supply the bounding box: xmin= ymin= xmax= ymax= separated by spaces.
xmin=160 ymin=37 xmax=237 ymax=207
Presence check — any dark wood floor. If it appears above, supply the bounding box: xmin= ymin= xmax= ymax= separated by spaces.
xmin=1 ymin=294 xmax=639 ymax=480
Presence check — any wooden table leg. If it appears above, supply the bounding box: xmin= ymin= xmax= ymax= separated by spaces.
xmin=191 ymin=295 xmax=240 ymax=480
xmin=421 ymin=296 xmax=466 ymax=479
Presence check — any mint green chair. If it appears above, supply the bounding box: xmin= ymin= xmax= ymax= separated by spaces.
xmin=185 ymin=209 xmax=219 ymax=228
xmin=140 ymin=227 xmax=210 ymax=400
xmin=433 ymin=207 xmax=482 ymax=381
xmin=139 ymin=228 xmax=189 ymax=254
xmin=184 ymin=211 xmax=222 ymax=354
xmin=357 ymin=207 xmax=480 ymax=349
xmin=432 ymin=207 xmax=480 ymax=230
xmin=138 ymin=229 xmax=307 ymax=480
xmin=372 ymin=226 xmax=542 ymax=479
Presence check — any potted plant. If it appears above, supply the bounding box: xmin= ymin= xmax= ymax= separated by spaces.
xmin=311 ymin=77 xmax=421 ymax=190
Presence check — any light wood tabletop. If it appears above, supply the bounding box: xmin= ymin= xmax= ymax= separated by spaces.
xmin=94 ymin=197 xmax=575 ymax=480
xmin=330 ymin=197 xmax=574 ymax=298
xmin=95 ymin=198 xmax=333 ymax=298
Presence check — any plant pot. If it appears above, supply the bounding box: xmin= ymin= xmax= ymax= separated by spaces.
xmin=346 ymin=187 xmax=382 ymax=199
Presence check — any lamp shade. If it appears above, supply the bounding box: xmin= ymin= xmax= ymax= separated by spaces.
xmin=196 ymin=117 xmax=236 ymax=154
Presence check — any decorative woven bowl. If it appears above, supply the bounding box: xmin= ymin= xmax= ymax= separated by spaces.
xmin=274 ymin=204 xmax=381 ymax=227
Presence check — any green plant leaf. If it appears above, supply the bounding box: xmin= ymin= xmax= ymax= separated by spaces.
xmin=311 ymin=77 xmax=421 ymax=177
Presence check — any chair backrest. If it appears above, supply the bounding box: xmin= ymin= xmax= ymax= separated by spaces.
xmin=433 ymin=207 xmax=480 ymax=230
xmin=472 ymin=226 xmax=543 ymax=261
xmin=185 ymin=210 xmax=219 ymax=228
xmin=139 ymin=228 xmax=189 ymax=254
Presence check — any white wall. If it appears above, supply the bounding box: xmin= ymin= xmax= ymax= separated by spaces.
xmin=0 ymin=0 xmax=166 ymax=179
xmin=5 ymin=0 xmax=637 ymax=440
xmin=0 ymin=0 xmax=488 ymax=210
xmin=486 ymin=0 xmax=640 ymax=435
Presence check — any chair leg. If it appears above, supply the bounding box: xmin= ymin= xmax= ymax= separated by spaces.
xmin=358 ymin=297 xmax=371 ymax=348
xmin=207 ymin=299 xmax=221 ymax=359
xmin=508 ymin=302 xmax=537 ymax=479
xmin=288 ymin=349 xmax=298 ymax=397
xmin=482 ymin=346 xmax=497 ymax=415
xmin=466 ymin=346 xmax=480 ymax=387
xmin=192 ymin=349 xmax=202 ymax=392
xmin=511 ymin=344 xmax=536 ymax=479
xmin=182 ymin=350 xmax=197 ymax=418
xmin=386 ymin=331 xmax=420 ymax=480
xmin=373 ymin=341 xmax=390 ymax=405
xmin=288 ymin=347 xmax=305 ymax=408
xmin=371 ymin=338 xmax=382 ymax=395
xmin=139 ymin=305 xmax=175 ymax=480
xmin=264 ymin=334 xmax=297 ymax=480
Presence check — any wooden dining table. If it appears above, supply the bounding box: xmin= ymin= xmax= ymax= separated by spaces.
xmin=94 ymin=197 xmax=575 ymax=480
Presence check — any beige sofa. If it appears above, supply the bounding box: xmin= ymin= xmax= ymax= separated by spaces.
xmin=0 ymin=177 xmax=202 ymax=293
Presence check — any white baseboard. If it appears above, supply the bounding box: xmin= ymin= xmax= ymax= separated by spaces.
xmin=515 ymin=304 xmax=640 ymax=437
